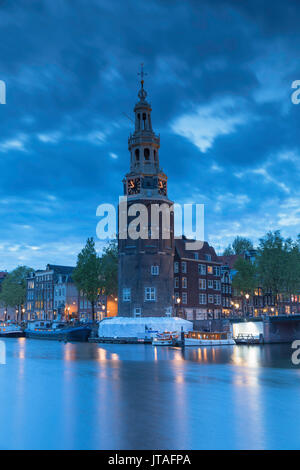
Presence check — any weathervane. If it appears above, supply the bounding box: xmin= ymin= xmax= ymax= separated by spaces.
xmin=138 ymin=63 xmax=147 ymax=88
xmin=137 ymin=63 xmax=148 ymax=101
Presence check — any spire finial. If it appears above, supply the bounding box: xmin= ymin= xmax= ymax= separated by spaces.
xmin=137 ymin=63 xmax=148 ymax=101
xmin=138 ymin=63 xmax=147 ymax=88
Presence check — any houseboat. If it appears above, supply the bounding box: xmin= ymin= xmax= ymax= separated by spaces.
xmin=0 ymin=322 xmax=24 ymax=338
xmin=25 ymin=321 xmax=92 ymax=342
xmin=184 ymin=331 xmax=235 ymax=347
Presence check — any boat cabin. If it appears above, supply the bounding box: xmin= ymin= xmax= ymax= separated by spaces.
xmin=185 ymin=331 xmax=230 ymax=341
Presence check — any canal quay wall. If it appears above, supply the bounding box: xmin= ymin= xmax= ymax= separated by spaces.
xmin=263 ymin=315 xmax=300 ymax=343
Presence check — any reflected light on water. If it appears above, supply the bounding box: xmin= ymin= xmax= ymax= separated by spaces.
xmin=64 ymin=343 xmax=76 ymax=362
xmin=18 ymin=337 xmax=26 ymax=360
xmin=231 ymin=347 xmax=261 ymax=369
xmin=97 ymin=348 xmax=119 ymax=362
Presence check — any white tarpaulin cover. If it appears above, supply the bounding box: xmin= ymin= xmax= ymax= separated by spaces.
xmin=98 ymin=316 xmax=193 ymax=339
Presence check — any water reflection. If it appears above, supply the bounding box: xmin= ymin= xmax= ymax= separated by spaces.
xmin=0 ymin=340 xmax=300 ymax=449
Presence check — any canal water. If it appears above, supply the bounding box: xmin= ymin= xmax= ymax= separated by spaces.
xmin=0 ymin=338 xmax=299 ymax=450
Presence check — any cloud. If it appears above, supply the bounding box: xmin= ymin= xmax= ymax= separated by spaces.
xmin=0 ymin=134 xmax=28 ymax=153
xmin=170 ymin=97 xmax=249 ymax=152
xmin=109 ymin=152 xmax=118 ymax=159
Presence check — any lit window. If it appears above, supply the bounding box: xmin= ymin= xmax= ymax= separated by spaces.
xmin=123 ymin=288 xmax=131 ymax=302
xmin=144 ymin=287 xmax=156 ymax=302
xmin=207 ymin=266 xmax=213 ymax=274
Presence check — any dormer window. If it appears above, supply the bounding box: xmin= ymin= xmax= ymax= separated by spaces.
xmin=144 ymin=148 xmax=150 ymax=160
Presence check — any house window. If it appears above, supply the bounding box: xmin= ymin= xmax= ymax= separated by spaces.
xmin=145 ymin=287 xmax=156 ymax=301
xmin=194 ymin=253 xmax=199 ymax=260
xmin=182 ymin=293 xmax=187 ymax=304
xmin=199 ymin=294 xmax=207 ymax=305
xmin=175 ymin=292 xmax=180 ymax=302
xmin=174 ymin=262 xmax=179 ymax=273
xmin=208 ymin=294 xmax=214 ymax=304
xmin=181 ymin=262 xmax=187 ymax=273
xmin=213 ymin=280 xmax=221 ymax=290
xmin=199 ymin=278 xmax=206 ymax=290
xmin=207 ymin=266 xmax=213 ymax=274
xmin=214 ymin=295 xmax=221 ymax=305
xmin=134 ymin=307 xmax=142 ymax=317
xmin=151 ymin=265 xmax=159 ymax=275
xmin=205 ymin=254 xmax=212 ymax=261
xmin=213 ymin=266 xmax=221 ymax=276
xmin=208 ymin=280 xmax=213 ymax=289
xmin=174 ymin=277 xmax=179 ymax=288
xmin=182 ymin=277 xmax=187 ymax=288
xmin=198 ymin=264 xmax=206 ymax=275
xmin=123 ymin=288 xmax=131 ymax=302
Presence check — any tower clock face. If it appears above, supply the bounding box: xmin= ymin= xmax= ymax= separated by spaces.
xmin=127 ymin=178 xmax=141 ymax=195
xmin=158 ymin=178 xmax=167 ymax=196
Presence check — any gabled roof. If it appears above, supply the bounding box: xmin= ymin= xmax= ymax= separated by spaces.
xmin=175 ymin=238 xmax=220 ymax=262
xmin=46 ymin=264 xmax=75 ymax=274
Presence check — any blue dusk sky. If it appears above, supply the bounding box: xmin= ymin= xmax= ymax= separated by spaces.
xmin=0 ymin=0 xmax=299 ymax=270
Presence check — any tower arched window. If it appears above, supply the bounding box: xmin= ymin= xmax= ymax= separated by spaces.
xmin=144 ymin=148 xmax=150 ymax=161
xmin=154 ymin=150 xmax=157 ymax=161
xmin=135 ymin=149 xmax=140 ymax=161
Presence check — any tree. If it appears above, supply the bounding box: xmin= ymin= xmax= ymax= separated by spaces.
xmin=73 ymin=238 xmax=102 ymax=322
xmin=256 ymin=231 xmax=300 ymax=311
xmin=100 ymin=239 xmax=118 ymax=298
xmin=232 ymin=257 xmax=257 ymax=316
xmin=0 ymin=266 xmax=33 ymax=322
xmin=232 ymin=236 xmax=254 ymax=255
xmin=223 ymin=236 xmax=253 ymax=256
xmin=232 ymin=257 xmax=257 ymax=295
xmin=223 ymin=245 xmax=234 ymax=256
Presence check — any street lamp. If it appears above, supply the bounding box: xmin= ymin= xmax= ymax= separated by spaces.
xmin=176 ymin=297 xmax=181 ymax=317
xmin=245 ymin=293 xmax=250 ymax=317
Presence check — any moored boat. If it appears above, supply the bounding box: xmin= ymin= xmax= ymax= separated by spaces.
xmin=25 ymin=321 xmax=92 ymax=342
xmin=0 ymin=322 xmax=24 ymax=338
xmin=152 ymin=331 xmax=178 ymax=346
xmin=184 ymin=331 xmax=235 ymax=346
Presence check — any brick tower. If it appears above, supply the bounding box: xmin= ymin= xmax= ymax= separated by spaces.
xmin=118 ymin=68 xmax=174 ymax=317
